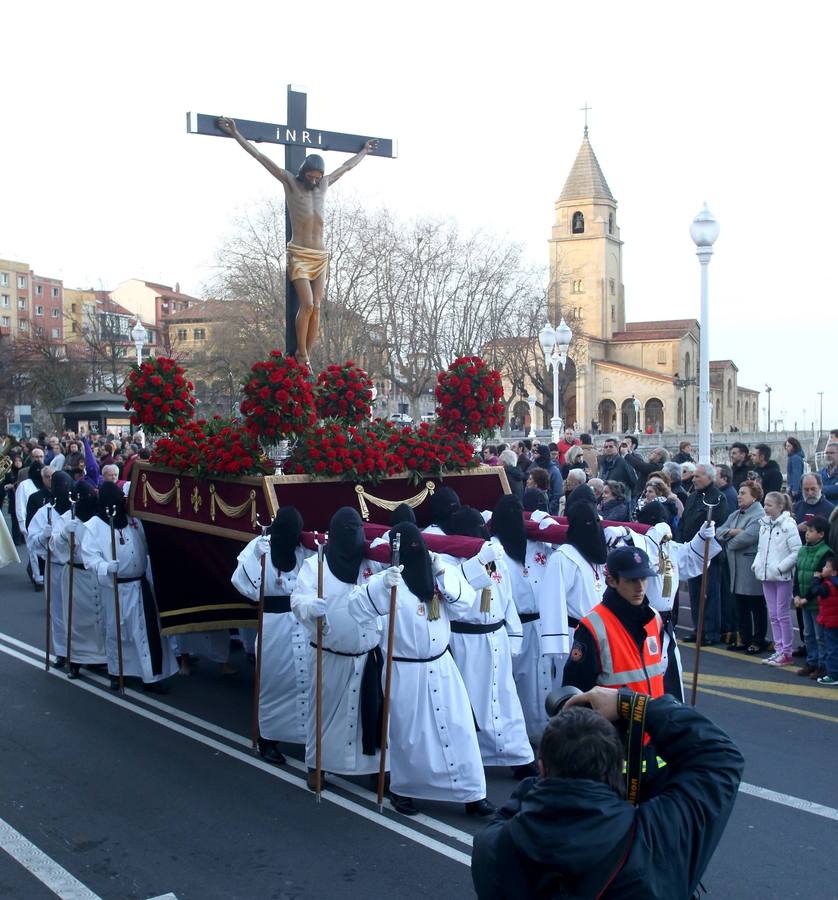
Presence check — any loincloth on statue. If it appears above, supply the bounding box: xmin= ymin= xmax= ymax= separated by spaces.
xmin=287 ymin=242 xmax=330 ymax=282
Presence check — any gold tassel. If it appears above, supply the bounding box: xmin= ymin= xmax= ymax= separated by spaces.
xmin=428 ymin=590 xmax=441 ymax=621
xmin=659 ymin=535 xmax=674 ymax=598
xmin=480 ymin=564 xmax=494 ymax=613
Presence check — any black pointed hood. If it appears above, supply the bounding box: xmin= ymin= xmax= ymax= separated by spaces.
xmin=390 ymin=522 xmax=435 ymax=603
xmin=492 ymin=494 xmax=527 ymax=564
xmin=326 ymin=507 xmax=366 ymax=584
xmin=429 ymin=486 xmax=461 ymax=534
xmin=269 ymin=506 xmax=304 ymax=573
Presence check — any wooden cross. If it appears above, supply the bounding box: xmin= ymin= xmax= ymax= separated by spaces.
xmin=579 ymin=102 xmax=592 ymax=136
xmin=187 ymin=85 xmax=396 ymax=356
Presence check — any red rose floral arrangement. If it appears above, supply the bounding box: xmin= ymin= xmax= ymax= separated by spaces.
xmin=285 ymin=421 xmax=395 ymax=484
xmin=434 ymin=356 xmax=505 ymax=438
xmin=240 ymin=352 xmax=315 ymax=442
xmin=125 ymin=356 xmax=196 ymax=433
xmin=151 ymin=417 xmax=271 ymax=479
xmin=314 ymin=361 xmax=373 ymax=424
xmin=391 ymin=421 xmax=479 ymax=485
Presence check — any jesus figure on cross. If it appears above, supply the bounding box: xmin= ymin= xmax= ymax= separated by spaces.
xmin=217 ymin=117 xmax=378 ymax=366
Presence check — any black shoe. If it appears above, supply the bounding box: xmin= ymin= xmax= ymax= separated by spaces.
xmin=389 ymin=791 xmax=418 ymax=816
xmin=257 ymin=739 xmax=286 ymax=766
xmin=109 ymin=677 xmax=121 ymax=691
xmin=511 ymin=762 xmax=539 ymax=780
xmin=141 ymin=681 xmax=169 ymax=695
xmin=85 ymin=663 xmax=108 ymax=672
xmin=792 ymin=646 xmax=807 ymax=658
xmin=67 ymin=663 xmax=81 ymax=679
xmin=34 ymin=583 xmax=44 ymax=592
xmin=306 ymin=768 xmax=328 ymax=792
xmin=465 ymin=798 xmax=496 ymax=817
xmin=53 ymin=656 xmax=66 ymax=669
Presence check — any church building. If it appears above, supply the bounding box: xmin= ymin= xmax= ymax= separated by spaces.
xmin=525 ymin=127 xmax=759 ymax=435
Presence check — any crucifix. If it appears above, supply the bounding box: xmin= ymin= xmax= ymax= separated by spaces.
xmin=579 ymin=102 xmax=592 ymax=136
xmin=187 ymin=86 xmax=396 ymax=364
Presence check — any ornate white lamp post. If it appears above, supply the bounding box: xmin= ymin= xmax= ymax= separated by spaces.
xmin=131 ymin=318 xmax=147 ymax=366
xmin=527 ymin=394 xmax=537 ymax=439
xmin=689 ymin=205 xmax=720 ymax=464
xmin=538 ymin=318 xmax=572 ymax=444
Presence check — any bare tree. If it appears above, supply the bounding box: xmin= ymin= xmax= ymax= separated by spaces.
xmin=12 ymin=334 xmax=89 ymax=429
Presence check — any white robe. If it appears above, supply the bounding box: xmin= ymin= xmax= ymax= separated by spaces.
xmin=348 ymin=563 xmax=487 ymax=803
xmin=232 ymin=539 xmax=313 ymax=744
xmin=27 ymin=504 xmax=66 ymax=656
xmin=0 ymin=510 xmax=20 ymax=568
xmin=82 ymin=516 xmax=178 ymax=683
xmin=444 ymin=550 xmax=533 ymax=767
xmin=292 ymin=557 xmax=383 ymax=775
xmin=505 ymin=539 xmax=555 ymax=742
xmin=540 ymin=544 xmax=606 ymax=687
xmin=50 ymin=512 xmax=107 ymax=665
xmin=15 ymin=478 xmax=38 ymax=536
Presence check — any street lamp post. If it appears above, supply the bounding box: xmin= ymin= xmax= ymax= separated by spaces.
xmin=818 ymin=391 xmax=824 ymax=439
xmin=527 ymin=394 xmax=537 ymax=440
xmin=690 ymin=205 xmax=720 ymax=464
xmin=765 ymin=385 xmax=772 ymax=433
xmin=673 ymin=374 xmax=697 ymax=432
xmin=538 ymin=318 xmax=573 ymax=444
xmin=131 ymin=318 xmax=147 ymax=366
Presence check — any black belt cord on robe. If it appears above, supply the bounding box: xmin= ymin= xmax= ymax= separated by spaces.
xmin=359 ymin=646 xmax=384 ymax=756
xmin=450 ymin=619 xmax=506 ymax=635
xmin=263 ymin=594 xmax=292 ymax=614
xmin=118 ymin=575 xmax=164 ymax=676
xmin=308 ymin=642 xmax=384 ymax=756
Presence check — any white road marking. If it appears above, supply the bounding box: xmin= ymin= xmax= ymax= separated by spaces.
xmin=738 ymin=783 xmax=838 ymax=822
xmin=0 ymin=630 xmax=476 ymax=849
xmin=146 ymin=894 xmax=179 ymax=899
xmin=0 ymin=638 xmax=472 ymax=867
xmin=0 ymin=813 xmax=102 ymax=900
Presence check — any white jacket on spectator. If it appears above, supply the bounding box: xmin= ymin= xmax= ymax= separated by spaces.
xmin=752 ymin=511 xmax=801 ymax=583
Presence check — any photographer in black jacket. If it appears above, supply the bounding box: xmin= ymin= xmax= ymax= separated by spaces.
xmin=471 ymin=686 xmax=743 ymax=900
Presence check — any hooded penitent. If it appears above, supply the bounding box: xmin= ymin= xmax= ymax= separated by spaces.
xmin=522 ymin=487 xmax=549 ymax=514
xmin=564 ymin=483 xmax=598 ymax=516
xmin=492 ymin=494 xmax=527 ymax=565
xmin=28 ymin=461 xmax=45 ymax=492
xmin=71 ymin=481 xmax=98 ymax=523
xmin=636 ymin=499 xmax=670 ymax=527
xmin=269 ymin=505 xmax=304 ymax=573
xmin=389 ymin=503 xmax=416 ymax=527
xmin=566 ymin=502 xmax=607 ymax=565
xmin=51 ymin=471 xmax=73 ymax=516
xmin=429 ymin=486 xmax=461 ymax=534
xmin=97 ymin=480 xmax=128 ymax=530
xmin=389 ymin=522 xmax=435 ymax=604
xmin=448 ymin=505 xmax=491 ymax=541
xmin=325 ymin=507 xmax=366 ymax=584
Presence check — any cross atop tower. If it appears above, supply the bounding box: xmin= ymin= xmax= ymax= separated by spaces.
xmin=579 ymin=102 xmax=592 ymax=137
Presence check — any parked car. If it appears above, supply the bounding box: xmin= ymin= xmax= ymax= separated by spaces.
xmin=390 ymin=413 xmax=414 ymax=425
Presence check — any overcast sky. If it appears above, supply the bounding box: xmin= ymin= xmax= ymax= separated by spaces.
xmin=3 ymin=1 xmax=835 ymax=431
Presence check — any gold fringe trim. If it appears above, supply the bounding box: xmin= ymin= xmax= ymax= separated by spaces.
xmin=142 ymin=473 xmax=181 ymax=514
xmin=354 ymin=481 xmax=436 ymax=521
xmin=210 ymin=484 xmax=257 ymax=528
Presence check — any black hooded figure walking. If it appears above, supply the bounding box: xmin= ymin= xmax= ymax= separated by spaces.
xmin=290 ymin=507 xmax=385 ymax=790
xmin=424 ymin=486 xmax=461 ymax=536
xmin=232 ymin=505 xmax=313 ymax=766
xmin=81 ymin=481 xmax=178 ymax=692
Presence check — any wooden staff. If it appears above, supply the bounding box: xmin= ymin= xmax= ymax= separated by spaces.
xmin=44 ymin=503 xmax=53 ymax=672
xmin=377 ymin=533 xmax=401 ymax=812
xmin=108 ymin=506 xmax=125 ymax=693
xmin=690 ymin=498 xmax=719 ymax=706
xmin=314 ymin=531 xmax=325 ymax=802
xmin=251 ymin=515 xmax=269 ymax=750
xmin=66 ymin=494 xmax=77 ymax=677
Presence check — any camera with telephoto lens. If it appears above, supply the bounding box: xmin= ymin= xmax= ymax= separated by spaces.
xmin=545 ymin=685 xmax=589 ymax=716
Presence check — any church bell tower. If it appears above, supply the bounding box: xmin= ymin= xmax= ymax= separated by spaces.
xmin=548 ymin=127 xmax=624 ymax=341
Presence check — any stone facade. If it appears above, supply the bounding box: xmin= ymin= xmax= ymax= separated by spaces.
xmin=532 ymin=130 xmax=760 ymax=435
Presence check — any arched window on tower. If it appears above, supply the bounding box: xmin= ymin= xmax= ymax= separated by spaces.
xmin=608 ymin=213 xmax=613 ymax=234
xmin=684 ymin=351 xmax=691 ymax=377
xmin=727 ymin=378 xmax=733 ymax=407
xmin=572 ymin=211 xmax=585 ymax=234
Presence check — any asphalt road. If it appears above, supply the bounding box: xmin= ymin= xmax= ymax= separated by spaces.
xmin=2 ymin=536 xmax=838 ymax=899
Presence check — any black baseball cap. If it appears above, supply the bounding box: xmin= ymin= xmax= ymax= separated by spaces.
xmin=606 ymin=545 xmax=656 ymax=580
